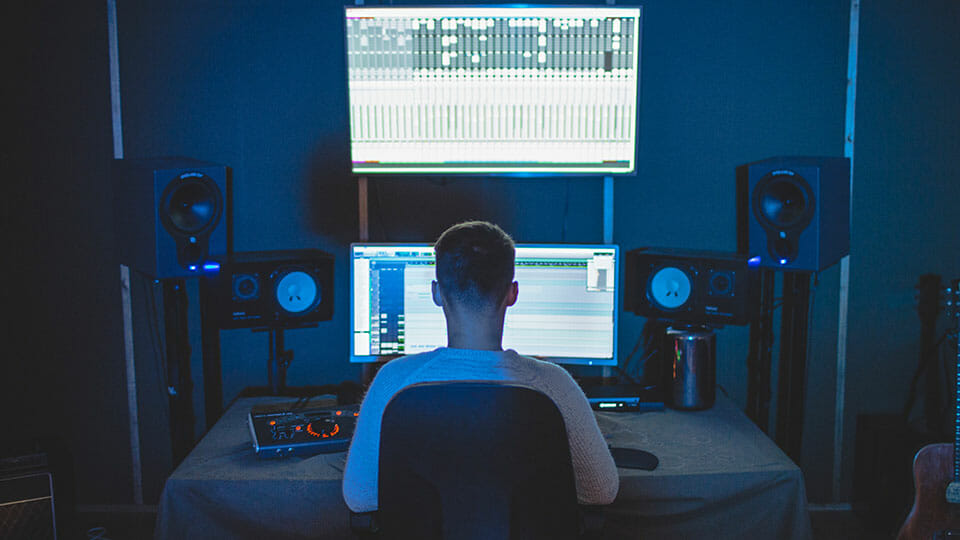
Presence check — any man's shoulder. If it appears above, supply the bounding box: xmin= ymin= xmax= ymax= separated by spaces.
xmin=378 ymin=348 xmax=444 ymax=374
xmin=503 ymin=351 xmax=579 ymax=384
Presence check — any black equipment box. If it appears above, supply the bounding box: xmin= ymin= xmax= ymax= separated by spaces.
xmin=248 ymin=401 xmax=359 ymax=458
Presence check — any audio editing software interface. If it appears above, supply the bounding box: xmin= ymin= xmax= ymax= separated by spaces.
xmin=351 ymin=244 xmax=618 ymax=365
xmin=345 ymin=6 xmax=641 ymax=174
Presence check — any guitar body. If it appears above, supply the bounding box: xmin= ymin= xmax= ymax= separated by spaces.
xmin=899 ymin=444 xmax=960 ymax=540
xmin=900 ymin=280 xmax=960 ymax=540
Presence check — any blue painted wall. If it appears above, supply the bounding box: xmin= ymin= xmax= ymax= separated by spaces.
xmin=116 ymin=0 xmax=852 ymax=503
xmin=7 ymin=0 xmax=959 ymax=510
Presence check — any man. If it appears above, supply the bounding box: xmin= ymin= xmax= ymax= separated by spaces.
xmin=342 ymin=221 xmax=619 ymax=513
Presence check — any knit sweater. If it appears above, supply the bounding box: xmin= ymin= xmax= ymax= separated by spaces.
xmin=341 ymin=347 xmax=619 ymax=513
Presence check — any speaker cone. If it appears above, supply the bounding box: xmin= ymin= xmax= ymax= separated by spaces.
xmin=275 ymin=270 xmax=320 ymax=314
xmin=648 ymin=266 xmax=692 ymax=310
xmin=160 ymin=173 xmax=223 ymax=237
xmin=752 ymin=172 xmax=814 ymax=231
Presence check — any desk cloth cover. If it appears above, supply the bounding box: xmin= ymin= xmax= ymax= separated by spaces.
xmin=155 ymin=393 xmax=811 ymax=539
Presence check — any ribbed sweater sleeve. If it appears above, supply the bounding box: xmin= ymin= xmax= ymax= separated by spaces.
xmin=341 ymin=356 xmax=407 ymax=513
xmin=533 ymin=361 xmax=620 ymax=505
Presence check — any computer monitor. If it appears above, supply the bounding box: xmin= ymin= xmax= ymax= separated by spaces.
xmin=351 ymin=243 xmax=619 ymax=365
xmin=344 ymin=5 xmax=642 ymax=175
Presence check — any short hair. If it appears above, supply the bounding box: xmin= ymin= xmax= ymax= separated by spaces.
xmin=434 ymin=221 xmax=515 ymax=308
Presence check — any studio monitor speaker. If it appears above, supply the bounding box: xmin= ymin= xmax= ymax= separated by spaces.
xmin=113 ymin=157 xmax=228 ymax=279
xmin=204 ymin=250 xmax=334 ymax=329
xmin=736 ymin=156 xmax=850 ymax=272
xmin=624 ymin=248 xmax=758 ymax=326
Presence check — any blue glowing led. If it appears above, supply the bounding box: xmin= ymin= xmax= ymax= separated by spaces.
xmin=779 ymin=259 xmax=788 ymax=265
xmin=748 ymin=256 xmax=761 ymax=267
xmin=188 ymin=265 xmax=198 ymax=271
xmin=203 ymin=263 xmax=221 ymax=272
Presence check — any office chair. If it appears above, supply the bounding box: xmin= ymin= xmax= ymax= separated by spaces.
xmin=353 ymin=382 xmax=591 ymax=540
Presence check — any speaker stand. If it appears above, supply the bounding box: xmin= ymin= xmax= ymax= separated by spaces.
xmin=775 ymin=271 xmax=812 ymax=464
xmin=199 ymin=279 xmax=223 ymax=430
xmin=251 ymin=324 xmax=319 ymax=395
xmin=267 ymin=328 xmax=292 ymax=395
xmin=746 ymin=269 xmax=776 ymax=433
xmin=161 ymin=279 xmax=196 ymax=466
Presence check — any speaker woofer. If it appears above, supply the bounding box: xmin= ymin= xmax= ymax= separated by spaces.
xmin=648 ymin=266 xmax=693 ymax=310
xmin=275 ymin=270 xmax=320 ymax=314
xmin=752 ymin=172 xmax=814 ymax=231
xmin=160 ymin=173 xmax=223 ymax=237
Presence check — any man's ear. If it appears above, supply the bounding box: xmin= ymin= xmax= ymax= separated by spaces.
xmin=432 ymin=280 xmax=444 ymax=307
xmin=505 ymin=281 xmax=519 ymax=307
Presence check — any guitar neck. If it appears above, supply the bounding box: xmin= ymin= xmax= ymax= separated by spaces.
xmin=952 ymin=280 xmax=959 ymax=483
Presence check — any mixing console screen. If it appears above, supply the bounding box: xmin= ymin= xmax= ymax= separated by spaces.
xmin=345 ymin=6 xmax=642 ymax=174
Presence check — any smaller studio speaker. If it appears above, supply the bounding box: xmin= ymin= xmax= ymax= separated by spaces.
xmin=113 ymin=157 xmax=228 ymax=279
xmin=624 ymin=248 xmax=758 ymax=326
xmin=205 ymin=250 xmax=334 ymax=329
xmin=736 ymin=156 xmax=850 ymax=271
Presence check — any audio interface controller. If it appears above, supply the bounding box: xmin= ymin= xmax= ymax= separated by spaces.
xmin=248 ymin=401 xmax=359 ymax=458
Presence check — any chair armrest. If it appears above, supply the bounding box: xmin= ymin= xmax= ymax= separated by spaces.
xmin=350 ymin=511 xmax=380 ymax=537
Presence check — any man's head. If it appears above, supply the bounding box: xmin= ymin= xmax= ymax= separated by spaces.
xmin=432 ymin=221 xmax=516 ymax=312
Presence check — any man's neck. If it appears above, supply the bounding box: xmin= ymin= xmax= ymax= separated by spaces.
xmin=444 ymin=311 xmax=506 ymax=351
xmin=446 ymin=329 xmax=503 ymax=351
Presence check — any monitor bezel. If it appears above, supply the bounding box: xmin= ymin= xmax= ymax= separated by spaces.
xmin=349 ymin=242 xmax=620 ymax=366
xmin=342 ymin=4 xmax=643 ymax=178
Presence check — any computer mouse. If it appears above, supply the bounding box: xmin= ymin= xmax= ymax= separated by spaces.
xmin=609 ymin=446 xmax=659 ymax=470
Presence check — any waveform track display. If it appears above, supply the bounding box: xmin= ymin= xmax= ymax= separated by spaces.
xmin=345 ymin=6 xmax=642 ymax=175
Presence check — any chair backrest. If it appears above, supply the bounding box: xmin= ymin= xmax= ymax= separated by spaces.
xmin=378 ymin=382 xmax=580 ymax=540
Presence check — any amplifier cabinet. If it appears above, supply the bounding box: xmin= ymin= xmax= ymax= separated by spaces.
xmin=0 ymin=471 xmax=56 ymax=540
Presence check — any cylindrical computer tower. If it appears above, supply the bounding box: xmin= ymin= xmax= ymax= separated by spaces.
xmin=665 ymin=327 xmax=716 ymax=410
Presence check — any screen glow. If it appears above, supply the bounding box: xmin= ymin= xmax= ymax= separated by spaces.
xmin=350 ymin=243 xmax=619 ymax=365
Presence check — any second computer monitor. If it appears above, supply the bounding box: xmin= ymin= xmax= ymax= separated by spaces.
xmin=344 ymin=5 xmax=642 ymax=175
xmin=351 ymin=243 xmax=618 ymax=365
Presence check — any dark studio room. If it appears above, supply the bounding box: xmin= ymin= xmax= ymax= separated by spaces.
xmin=4 ymin=0 xmax=960 ymax=539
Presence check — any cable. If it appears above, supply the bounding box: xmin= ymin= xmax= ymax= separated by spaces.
xmin=619 ymin=334 xmax=644 ymax=372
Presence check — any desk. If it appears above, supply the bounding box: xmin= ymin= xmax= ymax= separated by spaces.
xmin=155 ymin=393 xmax=811 ymax=539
